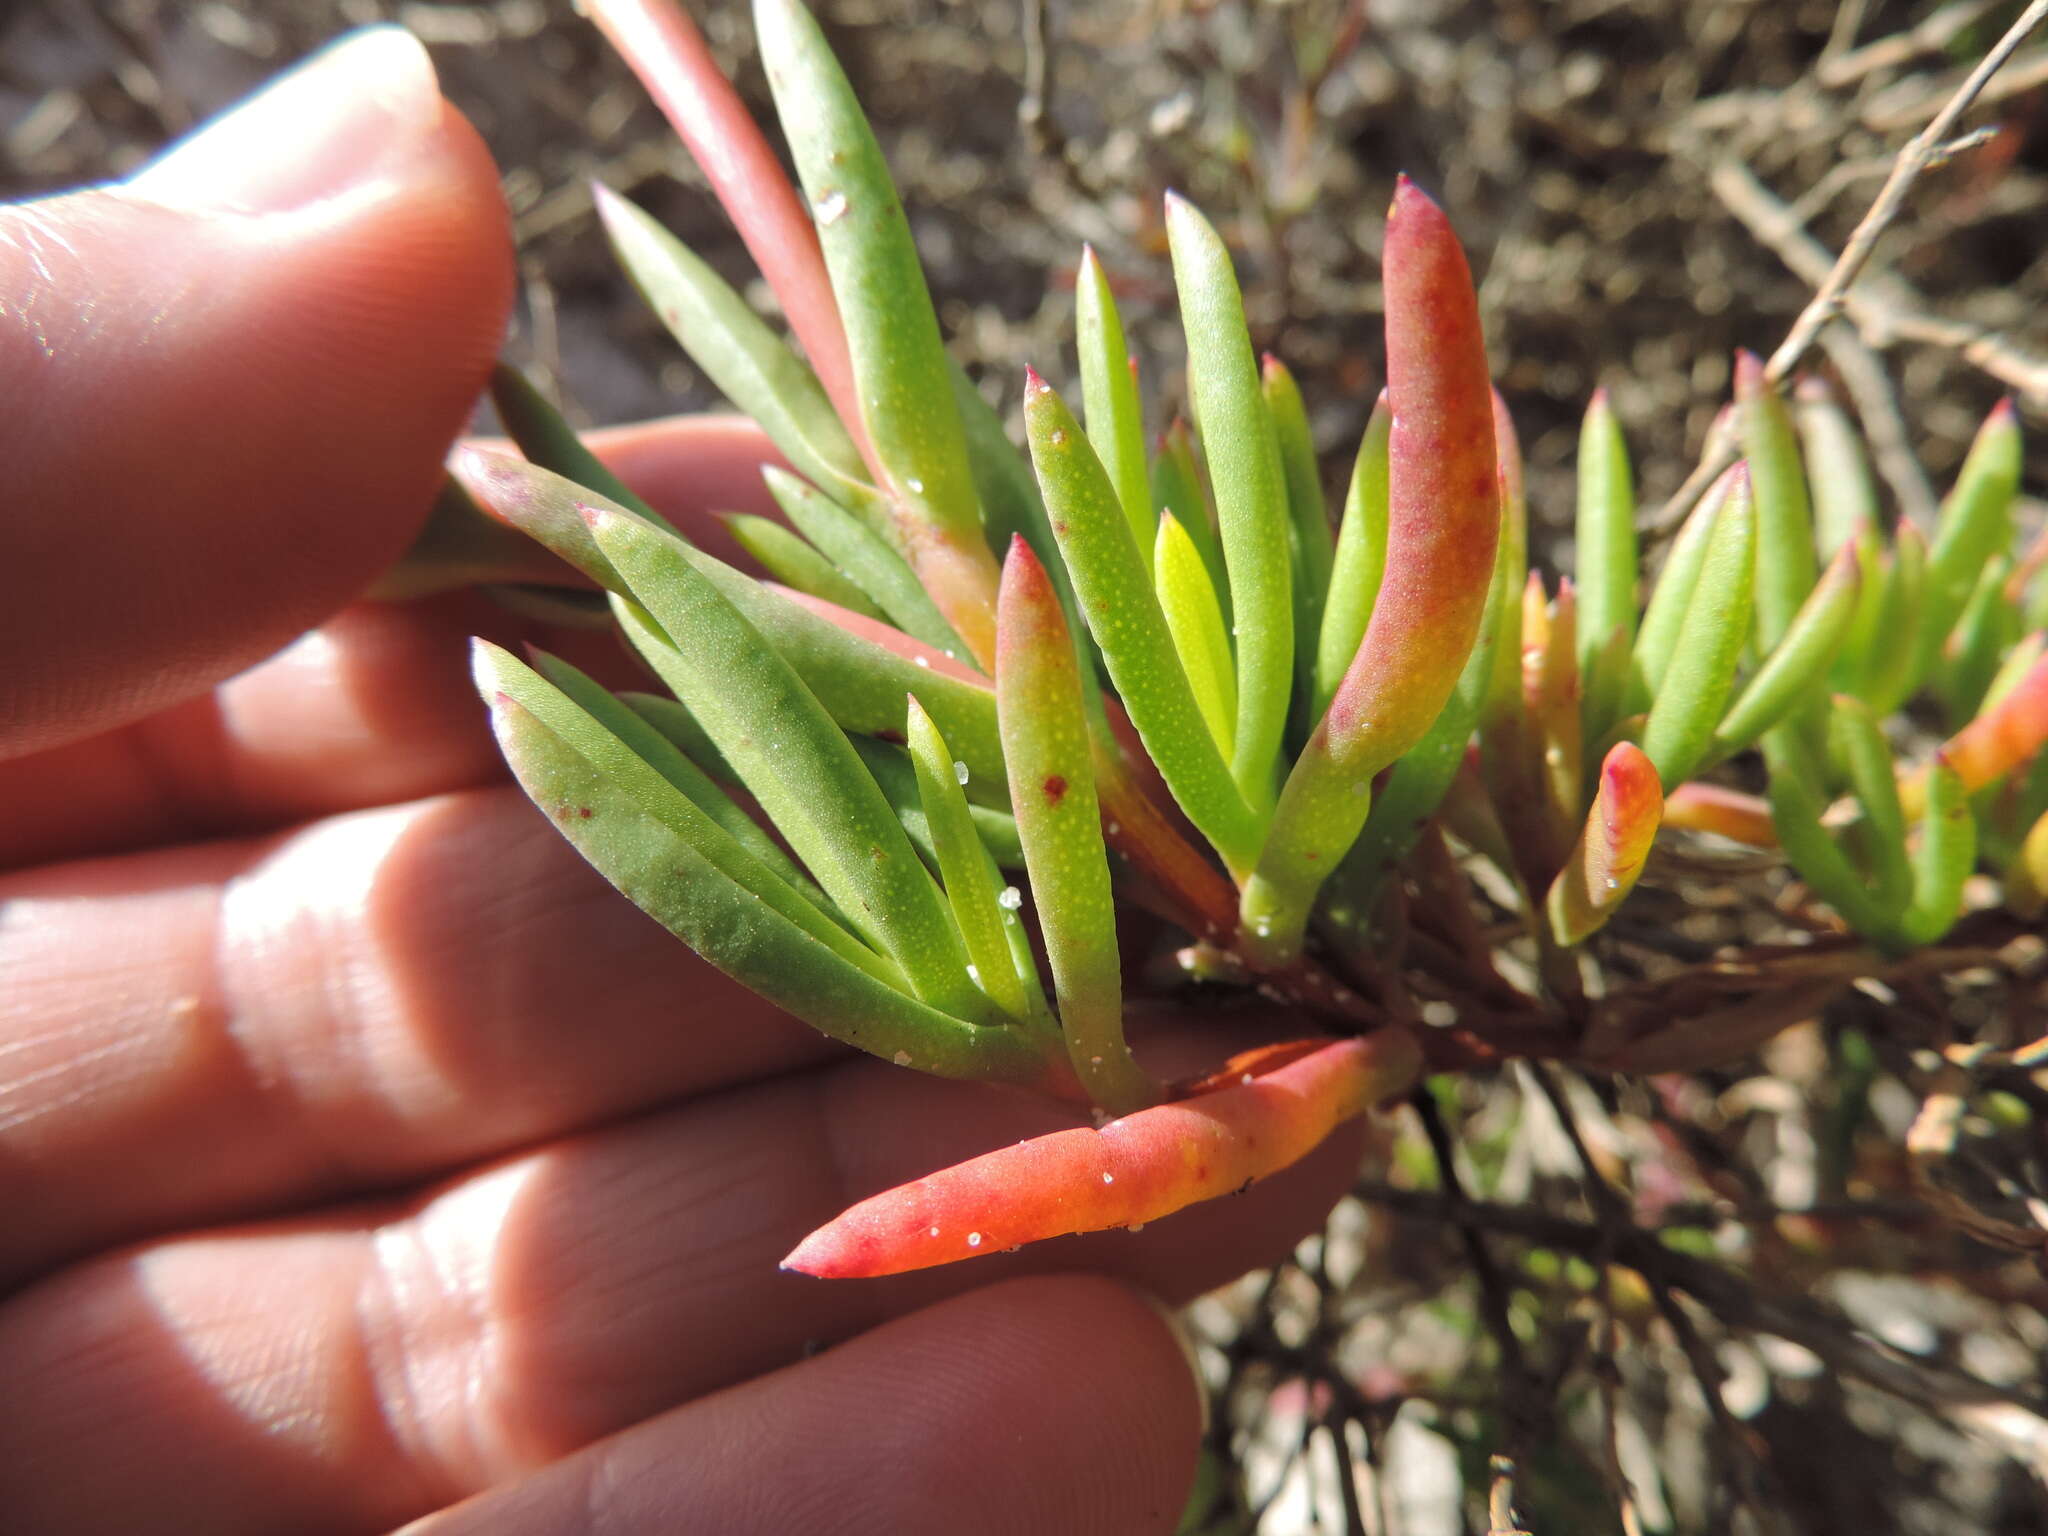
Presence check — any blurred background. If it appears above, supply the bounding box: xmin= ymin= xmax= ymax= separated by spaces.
xmin=6 ymin=0 xmax=2044 ymax=557
xmin=9 ymin=3 xmax=2048 ymax=1530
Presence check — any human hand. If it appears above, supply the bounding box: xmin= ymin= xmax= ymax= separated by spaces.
xmin=0 ymin=31 xmax=1361 ymax=1534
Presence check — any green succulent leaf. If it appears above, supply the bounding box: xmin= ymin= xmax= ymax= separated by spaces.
xmin=1574 ymin=388 xmax=1637 ymax=740
xmin=1640 ymin=465 xmax=1755 ymax=788
xmin=487 ymin=362 xmax=671 ymax=530
xmin=1917 ymin=401 xmax=2023 ymax=689
xmin=848 ymin=735 xmax=1022 ymax=870
xmin=1735 ymin=352 xmax=1818 ymax=654
xmin=1154 ymin=510 xmax=1239 ymax=760
xmin=1335 ymin=515 xmax=1514 ymax=903
xmin=1895 ymin=757 xmax=1976 ymax=946
xmin=1075 ymin=246 xmax=1154 ymax=568
xmin=459 ymin=453 xmax=1011 ymax=793
xmin=1793 ymin=377 xmax=1878 ymax=562
xmin=1316 ymin=393 xmax=1390 ymax=720
xmin=1764 ymin=724 xmax=1895 ymax=935
xmin=1024 ymin=372 xmax=1262 ymax=873
xmin=762 ymin=466 xmax=968 ymax=657
xmin=906 ymin=696 xmax=1047 ymax=1025
xmin=528 ymin=649 xmax=838 ymax=912
xmin=723 ymin=511 xmax=887 ymax=618
xmin=592 ymin=186 xmax=879 ymax=520
xmin=1709 ymin=539 xmax=1863 ymax=759
xmin=1240 ymin=178 xmax=1499 ymax=965
xmin=371 ymin=470 xmax=573 ymax=600
xmin=1263 ymin=354 xmax=1335 ymax=696
xmin=587 ymin=502 xmax=994 ymax=1020
xmin=1633 ymin=466 xmax=1734 ymax=707
xmin=480 ymin=639 xmax=872 ymax=953
xmin=486 ymin=683 xmax=1057 ymax=1088
xmin=753 ymin=0 xmax=1001 ymax=664
xmin=1151 ymin=418 xmax=1230 ymax=624
xmin=1827 ymin=694 xmax=1911 ymax=916
xmin=1938 ymin=555 xmax=2019 ymax=724
xmin=1165 ymin=193 xmax=1293 ymax=807
xmin=1860 ymin=521 xmax=1929 ymax=714
xmin=996 ymin=536 xmax=1161 ymax=1115
xmin=1483 ymin=388 xmax=1528 ymax=738
xmin=1829 ymin=521 xmax=1887 ymax=694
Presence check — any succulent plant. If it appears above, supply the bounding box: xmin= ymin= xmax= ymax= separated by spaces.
xmin=422 ymin=0 xmax=2037 ymax=1281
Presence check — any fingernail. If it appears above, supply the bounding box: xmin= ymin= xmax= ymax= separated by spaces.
xmin=126 ymin=27 xmax=442 ymax=214
xmin=1135 ymin=1290 xmax=1212 ymax=1435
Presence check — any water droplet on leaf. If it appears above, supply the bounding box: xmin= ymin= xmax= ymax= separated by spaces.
xmin=953 ymin=760 xmax=969 ymax=785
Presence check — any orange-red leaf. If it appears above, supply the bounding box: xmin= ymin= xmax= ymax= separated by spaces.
xmin=782 ymin=1029 xmax=1423 ymax=1278
xmin=1546 ymin=741 xmax=1663 ymax=945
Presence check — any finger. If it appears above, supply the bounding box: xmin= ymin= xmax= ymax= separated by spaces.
xmin=403 ymin=1278 xmax=1202 ymax=1536
xmin=0 ymin=786 xmax=825 ymax=1286
xmin=1 ymin=1047 xmax=1356 ymax=1534
xmin=1 ymin=776 xmax=1355 ymax=1288
xmin=1 ymin=416 xmax=788 ymax=873
xmin=0 ymin=28 xmax=512 ymax=760
xmin=0 ymin=592 xmax=626 ymax=872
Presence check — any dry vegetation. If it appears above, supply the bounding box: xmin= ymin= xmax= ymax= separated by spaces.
xmin=9 ymin=1 xmax=2048 ymax=1530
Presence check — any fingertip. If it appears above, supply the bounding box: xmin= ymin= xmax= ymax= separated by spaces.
xmin=0 ymin=39 xmax=513 ymax=757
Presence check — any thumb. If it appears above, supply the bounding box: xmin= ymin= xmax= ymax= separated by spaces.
xmin=0 ymin=27 xmax=514 ymax=758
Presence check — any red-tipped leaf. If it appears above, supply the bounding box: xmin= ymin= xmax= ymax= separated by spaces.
xmin=584 ymin=0 xmax=868 ymax=466
xmin=1239 ymin=178 xmax=1498 ymax=964
xmin=782 ymin=1029 xmax=1423 ymax=1278
xmin=1546 ymin=742 xmax=1663 ymax=945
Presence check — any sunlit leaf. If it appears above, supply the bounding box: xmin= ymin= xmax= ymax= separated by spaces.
xmin=1166 ymin=193 xmax=1294 ymax=806
xmin=588 ymin=501 xmax=993 ymax=1019
xmin=1546 ymin=742 xmax=1663 ymax=946
xmin=1240 ymin=179 xmax=1499 ymax=965
xmin=753 ymin=0 xmax=1002 ymax=663
xmin=782 ymin=1030 xmax=1421 ymax=1277
xmin=594 ymin=187 xmax=879 ymax=519
xmin=1574 ymin=388 xmax=1637 ymax=741
xmin=1024 ymin=372 xmax=1262 ymax=873
xmin=907 ymin=696 xmax=1046 ymax=1025
xmin=1315 ymin=392 xmax=1390 ymax=720
xmin=1735 ymin=351 xmax=1816 ymax=653
xmin=1916 ymin=400 xmax=2023 ymax=689
xmin=997 ymin=536 xmax=1161 ymax=1114
xmin=762 ymin=466 xmax=966 ymax=657
xmin=1708 ymin=539 xmax=1862 ymax=759
xmin=1264 ymin=354 xmax=1335 ymax=700
xmin=1640 ymin=466 xmax=1754 ymax=788
xmin=723 ymin=511 xmax=886 ymax=618
xmin=1076 ymin=246 xmax=1154 ymax=567
xmin=486 ymin=683 xmax=1061 ymax=1087
xmin=1155 ymin=510 xmax=1239 ymax=760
